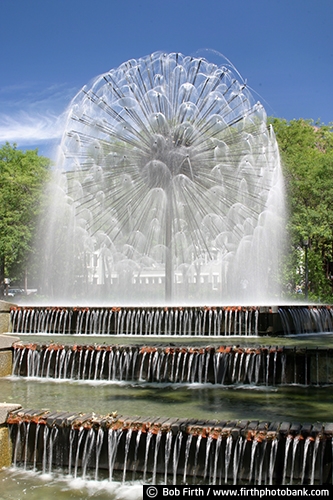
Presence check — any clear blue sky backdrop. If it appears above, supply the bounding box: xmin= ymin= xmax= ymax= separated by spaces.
xmin=1 ymin=0 xmax=332 ymax=157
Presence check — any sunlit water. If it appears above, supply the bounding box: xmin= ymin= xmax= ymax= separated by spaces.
xmin=7 ymin=331 xmax=333 ymax=347
xmin=2 ymin=374 xmax=333 ymax=424
xmin=0 ymin=468 xmax=143 ymax=500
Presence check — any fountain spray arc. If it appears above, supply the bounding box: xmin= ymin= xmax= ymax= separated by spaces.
xmin=42 ymin=52 xmax=286 ymax=304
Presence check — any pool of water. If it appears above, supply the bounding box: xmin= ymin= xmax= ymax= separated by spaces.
xmin=7 ymin=332 xmax=333 ymax=348
xmin=0 ymin=468 xmax=143 ymax=500
xmin=2 ymin=375 xmax=333 ymax=422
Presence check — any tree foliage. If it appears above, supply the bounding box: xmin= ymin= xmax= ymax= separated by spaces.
xmin=271 ymin=118 xmax=333 ymax=301
xmin=0 ymin=143 xmax=51 ymax=295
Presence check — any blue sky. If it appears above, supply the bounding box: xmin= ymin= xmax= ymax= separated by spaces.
xmin=1 ymin=0 xmax=332 ymax=158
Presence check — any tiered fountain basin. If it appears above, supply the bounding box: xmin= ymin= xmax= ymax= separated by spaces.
xmin=2 ymin=302 xmax=333 ymax=487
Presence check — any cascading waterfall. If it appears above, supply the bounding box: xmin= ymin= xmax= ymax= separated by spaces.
xmin=143 ymin=430 xmax=153 ymax=483
xmin=12 ymin=342 xmax=333 ymax=386
xmin=193 ymin=433 xmax=202 ymax=482
xmin=282 ymin=435 xmax=292 ymax=485
xmin=278 ymin=306 xmax=333 ymax=335
xmin=164 ymin=430 xmax=173 ymax=484
xmin=10 ymin=305 xmax=262 ymax=336
xmin=152 ymin=429 xmax=162 ymax=484
xmin=269 ymin=438 xmax=278 ymax=485
xmin=301 ymin=437 xmax=312 ymax=485
xmin=95 ymin=426 xmax=105 ymax=481
xmin=74 ymin=426 xmax=85 ymax=479
xmin=7 ymin=409 xmax=333 ymax=485
xmin=108 ymin=428 xmax=123 ymax=481
xmin=212 ymin=434 xmax=222 ymax=484
xmin=289 ymin=435 xmax=301 ymax=485
xmin=257 ymin=439 xmax=267 ymax=484
xmin=248 ymin=439 xmax=258 ymax=484
xmin=183 ymin=433 xmax=193 ymax=484
xmin=10 ymin=305 xmax=333 ymax=336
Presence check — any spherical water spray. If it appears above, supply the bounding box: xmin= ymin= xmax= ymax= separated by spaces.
xmin=42 ymin=52 xmax=285 ymax=304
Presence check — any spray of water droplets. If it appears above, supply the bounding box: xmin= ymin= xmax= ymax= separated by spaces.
xmin=40 ymin=52 xmax=286 ymax=304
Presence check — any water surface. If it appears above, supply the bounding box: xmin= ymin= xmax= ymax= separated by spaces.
xmin=0 ymin=468 xmax=142 ymax=500
xmin=2 ymin=375 xmax=333 ymax=422
xmin=7 ymin=331 xmax=333 ymax=348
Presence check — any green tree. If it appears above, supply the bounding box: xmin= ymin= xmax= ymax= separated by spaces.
xmin=271 ymin=118 xmax=333 ymax=301
xmin=0 ymin=143 xmax=51 ymax=297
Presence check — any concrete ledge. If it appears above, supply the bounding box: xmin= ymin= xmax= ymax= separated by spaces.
xmin=0 ymin=300 xmax=15 ymax=313
xmin=0 ymin=300 xmax=16 ymax=334
xmin=0 ymin=351 xmax=13 ymax=377
xmin=0 ymin=403 xmax=22 ymax=469
xmin=0 ymin=312 xmax=11 ymax=334
xmin=0 ymin=334 xmax=19 ymax=377
xmin=0 ymin=427 xmax=12 ymax=468
xmin=0 ymin=334 xmax=19 ymax=350
xmin=0 ymin=403 xmax=22 ymax=425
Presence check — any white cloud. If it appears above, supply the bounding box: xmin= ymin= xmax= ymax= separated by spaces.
xmin=0 ymin=110 xmax=66 ymax=145
xmin=0 ymin=81 xmax=79 ymax=149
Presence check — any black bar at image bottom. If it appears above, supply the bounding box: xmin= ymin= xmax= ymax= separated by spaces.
xmin=143 ymin=485 xmax=333 ymax=500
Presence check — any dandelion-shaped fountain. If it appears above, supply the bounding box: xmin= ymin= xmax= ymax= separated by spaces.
xmin=41 ymin=51 xmax=285 ymax=304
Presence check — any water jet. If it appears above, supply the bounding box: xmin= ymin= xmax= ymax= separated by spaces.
xmin=39 ymin=51 xmax=285 ymax=306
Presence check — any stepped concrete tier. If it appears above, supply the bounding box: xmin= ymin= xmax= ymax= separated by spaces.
xmin=12 ymin=342 xmax=333 ymax=386
xmin=9 ymin=304 xmax=333 ymax=336
xmin=6 ymin=408 xmax=333 ymax=485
